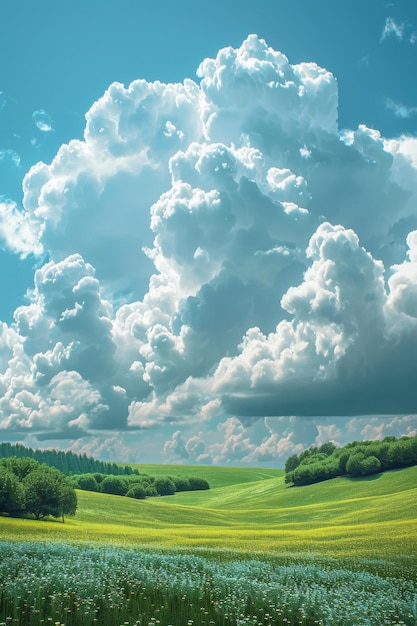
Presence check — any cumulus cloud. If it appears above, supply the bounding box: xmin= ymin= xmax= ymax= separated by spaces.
xmin=0 ymin=35 xmax=417 ymax=462
xmin=10 ymin=79 xmax=203 ymax=303
xmin=218 ymin=222 xmax=417 ymax=417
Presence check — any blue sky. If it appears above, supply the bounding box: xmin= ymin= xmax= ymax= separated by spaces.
xmin=0 ymin=0 xmax=416 ymax=465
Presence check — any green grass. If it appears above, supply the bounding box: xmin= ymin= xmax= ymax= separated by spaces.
xmin=135 ymin=463 xmax=282 ymax=488
xmin=1 ymin=464 xmax=416 ymax=563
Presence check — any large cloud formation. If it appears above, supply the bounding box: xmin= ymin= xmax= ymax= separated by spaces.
xmin=1 ymin=35 xmax=417 ymax=464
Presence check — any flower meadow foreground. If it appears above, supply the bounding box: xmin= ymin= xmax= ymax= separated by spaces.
xmin=0 ymin=542 xmax=416 ymax=626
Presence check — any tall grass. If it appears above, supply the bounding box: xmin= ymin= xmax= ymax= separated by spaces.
xmin=0 ymin=541 xmax=415 ymax=626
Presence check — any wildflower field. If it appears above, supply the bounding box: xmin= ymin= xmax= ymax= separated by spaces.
xmin=1 ymin=465 xmax=416 ymax=625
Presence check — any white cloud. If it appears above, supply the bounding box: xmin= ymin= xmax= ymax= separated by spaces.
xmin=7 ymin=78 xmax=203 ymax=301
xmin=0 ymin=149 xmax=21 ymax=167
xmin=385 ymin=98 xmax=417 ymax=119
xmin=0 ymin=35 xmax=416 ymax=461
xmin=380 ymin=17 xmax=405 ymax=41
xmin=160 ymin=413 xmax=417 ymax=467
xmin=217 ymin=221 xmax=417 ymax=417
xmin=380 ymin=16 xmax=417 ymax=45
xmin=0 ymin=200 xmax=43 ymax=257
xmin=357 ymin=415 xmax=417 ymax=440
xmin=32 ymin=109 xmax=54 ymax=132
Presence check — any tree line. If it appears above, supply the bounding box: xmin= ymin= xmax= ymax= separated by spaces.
xmin=70 ymin=472 xmax=210 ymax=499
xmin=0 ymin=442 xmax=138 ymax=477
xmin=284 ymin=435 xmax=417 ymax=487
xmin=0 ymin=457 xmax=77 ymax=521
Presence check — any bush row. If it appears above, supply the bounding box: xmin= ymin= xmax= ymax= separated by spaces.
xmin=284 ymin=435 xmax=417 ymax=486
xmin=70 ymin=472 xmax=210 ymax=499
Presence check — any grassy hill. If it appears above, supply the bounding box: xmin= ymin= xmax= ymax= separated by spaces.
xmin=1 ymin=463 xmax=416 ymax=562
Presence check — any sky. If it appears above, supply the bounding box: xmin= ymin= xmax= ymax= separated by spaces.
xmin=0 ymin=0 xmax=417 ymax=467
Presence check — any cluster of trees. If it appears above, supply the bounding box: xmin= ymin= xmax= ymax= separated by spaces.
xmin=71 ymin=472 xmax=210 ymax=499
xmin=0 ymin=443 xmax=138 ymax=477
xmin=0 ymin=457 xmax=77 ymax=521
xmin=285 ymin=435 xmax=417 ymax=487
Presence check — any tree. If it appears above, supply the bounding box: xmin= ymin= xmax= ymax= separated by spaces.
xmin=59 ymin=482 xmax=78 ymax=522
xmin=0 ymin=457 xmax=39 ymax=480
xmin=284 ymin=454 xmax=300 ymax=473
xmin=319 ymin=442 xmax=337 ymax=457
xmin=23 ymin=466 xmax=77 ymax=521
xmin=0 ymin=469 xmax=24 ymax=516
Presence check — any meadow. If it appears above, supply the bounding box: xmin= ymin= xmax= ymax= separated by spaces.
xmin=1 ymin=464 xmax=416 ymax=625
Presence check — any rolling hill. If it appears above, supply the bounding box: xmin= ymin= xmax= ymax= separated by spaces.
xmin=1 ymin=463 xmax=416 ymax=562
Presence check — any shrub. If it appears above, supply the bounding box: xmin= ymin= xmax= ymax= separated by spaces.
xmin=76 ymin=474 xmax=99 ymax=492
xmin=391 ymin=439 xmax=417 ymax=467
xmin=346 ymin=453 xmax=366 ymax=477
xmin=126 ymin=484 xmax=146 ymax=499
xmin=145 ymin=485 xmax=158 ymax=497
xmin=155 ymin=477 xmax=176 ymax=496
xmin=359 ymin=455 xmax=382 ymax=476
xmin=126 ymin=475 xmax=143 ymax=485
xmin=299 ymin=453 xmax=328 ymax=466
xmin=346 ymin=453 xmax=381 ymax=477
xmin=172 ymin=477 xmax=191 ymax=492
xmin=285 ymin=435 xmax=417 ymax=487
xmin=188 ymin=477 xmax=210 ymax=490
xmin=338 ymin=451 xmax=350 ymax=475
xmin=101 ymin=475 xmax=128 ymax=496
xmin=284 ymin=471 xmax=294 ymax=485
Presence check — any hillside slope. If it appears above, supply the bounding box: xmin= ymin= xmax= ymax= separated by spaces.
xmin=1 ymin=464 xmax=416 ymax=560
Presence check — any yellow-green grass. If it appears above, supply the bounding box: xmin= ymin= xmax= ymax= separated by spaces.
xmin=2 ymin=465 xmax=416 ymax=563
xmin=134 ymin=463 xmax=281 ymax=488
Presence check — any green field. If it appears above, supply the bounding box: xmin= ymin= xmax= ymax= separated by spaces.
xmin=1 ymin=464 xmax=417 ymax=625
xmin=2 ymin=463 xmax=416 ymax=562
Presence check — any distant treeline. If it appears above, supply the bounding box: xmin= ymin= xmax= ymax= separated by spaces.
xmin=285 ymin=435 xmax=417 ymax=487
xmin=0 ymin=443 xmax=138 ymax=477
xmin=70 ymin=472 xmax=210 ymax=499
